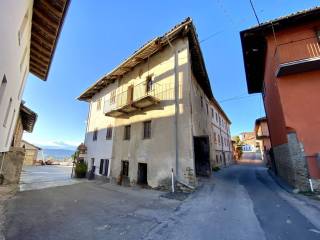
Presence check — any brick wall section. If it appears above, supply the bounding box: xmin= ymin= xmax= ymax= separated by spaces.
xmin=287 ymin=133 xmax=310 ymax=191
xmin=273 ymin=143 xmax=296 ymax=185
xmin=0 ymin=147 xmax=25 ymax=184
xmin=311 ymin=179 xmax=320 ymax=193
xmin=273 ymin=132 xmax=311 ymax=191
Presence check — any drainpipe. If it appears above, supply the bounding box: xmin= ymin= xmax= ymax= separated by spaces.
xmin=167 ymin=36 xmax=179 ymax=191
xmin=0 ymin=152 xmax=5 ymax=175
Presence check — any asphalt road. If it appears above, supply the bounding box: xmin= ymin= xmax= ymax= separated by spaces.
xmin=20 ymin=165 xmax=79 ymax=191
xmin=4 ymin=164 xmax=320 ymax=240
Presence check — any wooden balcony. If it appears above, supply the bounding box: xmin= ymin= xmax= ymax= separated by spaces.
xmin=275 ymin=37 xmax=320 ymax=77
xmin=104 ymin=81 xmax=162 ymax=118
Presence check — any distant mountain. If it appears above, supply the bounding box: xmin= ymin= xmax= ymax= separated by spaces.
xmin=38 ymin=148 xmax=75 ymax=160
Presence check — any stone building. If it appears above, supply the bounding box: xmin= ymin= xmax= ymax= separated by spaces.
xmin=241 ymin=7 xmax=320 ymax=191
xmin=21 ymin=140 xmax=41 ymax=166
xmin=0 ymin=103 xmax=37 ymax=184
xmin=254 ymin=117 xmax=271 ymax=164
xmin=78 ymin=18 xmax=232 ymax=189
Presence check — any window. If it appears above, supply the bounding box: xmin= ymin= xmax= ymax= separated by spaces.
xmin=0 ymin=75 xmax=7 ymax=106
xmin=99 ymin=159 xmax=104 ymax=175
xmin=124 ymin=125 xmax=131 ymax=140
xmin=93 ymin=128 xmax=98 ymax=141
xmin=206 ymin=103 xmax=208 ymax=115
xmin=146 ymin=76 xmax=153 ymax=93
xmin=143 ymin=121 xmax=151 ymax=139
xmin=200 ymin=96 xmax=203 ymax=108
xmin=218 ymin=134 xmax=220 ymax=144
xmin=106 ymin=126 xmax=113 ymax=140
xmin=3 ymin=98 xmax=12 ymax=127
xmin=211 ymin=108 xmax=214 ymax=118
xmin=110 ymin=90 xmax=116 ymax=104
xmin=99 ymin=159 xmax=109 ymax=176
xmin=122 ymin=160 xmax=129 ymax=177
xmin=215 ymin=113 xmax=218 ymax=121
xmin=96 ymin=99 xmax=101 ymax=110
xmin=221 ymin=136 xmax=223 ymax=146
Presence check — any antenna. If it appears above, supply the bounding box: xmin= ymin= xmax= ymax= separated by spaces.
xmin=249 ymin=0 xmax=260 ymax=25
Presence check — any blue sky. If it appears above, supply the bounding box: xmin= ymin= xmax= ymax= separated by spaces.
xmin=23 ymin=0 xmax=319 ymax=149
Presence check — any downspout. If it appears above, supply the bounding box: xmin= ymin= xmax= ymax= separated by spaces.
xmin=167 ymin=36 xmax=179 ymax=192
xmin=0 ymin=152 xmax=6 ymax=179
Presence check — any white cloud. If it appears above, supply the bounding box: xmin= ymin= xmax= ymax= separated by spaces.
xmin=23 ymin=134 xmax=81 ymax=150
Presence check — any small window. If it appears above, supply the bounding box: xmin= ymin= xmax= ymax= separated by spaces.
xmin=122 ymin=160 xmax=129 ymax=177
xmin=96 ymin=99 xmax=101 ymax=110
xmin=215 ymin=113 xmax=218 ymax=121
xmin=206 ymin=103 xmax=208 ymax=114
xmin=106 ymin=126 xmax=113 ymax=140
xmin=93 ymin=128 xmax=98 ymax=141
xmin=110 ymin=90 xmax=116 ymax=104
xmin=143 ymin=121 xmax=151 ymax=139
xmin=146 ymin=76 xmax=153 ymax=93
xmin=200 ymin=96 xmax=203 ymax=108
xmin=218 ymin=134 xmax=220 ymax=144
xmin=124 ymin=125 xmax=131 ymax=140
xmin=214 ymin=133 xmax=217 ymax=144
xmin=211 ymin=108 xmax=214 ymax=118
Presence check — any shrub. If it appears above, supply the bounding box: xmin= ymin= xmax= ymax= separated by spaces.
xmin=212 ymin=166 xmax=220 ymax=172
xmin=75 ymin=161 xmax=87 ymax=178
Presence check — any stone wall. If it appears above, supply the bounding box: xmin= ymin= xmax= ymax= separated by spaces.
xmin=273 ymin=132 xmax=310 ymax=191
xmin=311 ymin=179 xmax=320 ymax=193
xmin=0 ymin=147 xmax=25 ymax=184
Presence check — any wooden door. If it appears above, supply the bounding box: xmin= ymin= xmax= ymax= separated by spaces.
xmin=127 ymin=85 xmax=134 ymax=104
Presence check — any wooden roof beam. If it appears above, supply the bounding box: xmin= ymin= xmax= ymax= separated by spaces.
xmin=32 ymin=31 xmax=54 ymax=46
xmin=120 ymin=66 xmax=132 ymax=71
xmin=30 ymin=56 xmax=48 ymax=69
xmin=39 ymin=0 xmax=63 ymax=18
xmin=134 ymin=57 xmax=144 ymax=62
xmin=33 ymin=8 xmax=59 ymax=29
xmin=30 ymin=48 xmax=51 ymax=63
xmin=30 ymin=66 xmax=46 ymax=78
xmin=31 ymin=41 xmax=52 ymax=58
xmin=30 ymin=61 xmax=46 ymax=73
xmin=32 ymin=21 xmax=56 ymax=39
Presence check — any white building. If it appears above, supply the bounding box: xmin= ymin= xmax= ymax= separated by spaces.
xmin=0 ymin=0 xmax=70 ymax=153
xmin=78 ymin=18 xmax=233 ymax=188
xmin=83 ymin=81 xmax=118 ymax=177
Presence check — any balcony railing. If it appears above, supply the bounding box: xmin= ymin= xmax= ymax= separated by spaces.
xmin=274 ymin=36 xmax=320 ymax=76
xmin=104 ymin=81 xmax=173 ymax=117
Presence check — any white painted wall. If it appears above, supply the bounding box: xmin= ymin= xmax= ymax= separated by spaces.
xmin=84 ymin=81 xmax=117 ymax=176
xmin=0 ymin=0 xmax=33 ymax=152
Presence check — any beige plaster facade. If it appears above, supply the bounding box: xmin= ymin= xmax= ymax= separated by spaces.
xmin=79 ymin=19 xmax=232 ymax=189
